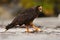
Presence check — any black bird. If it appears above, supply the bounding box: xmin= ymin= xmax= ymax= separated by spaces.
xmin=5 ymin=5 xmax=42 ymax=32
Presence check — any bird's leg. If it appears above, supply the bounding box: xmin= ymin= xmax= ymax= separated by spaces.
xmin=25 ymin=25 xmax=32 ymax=33
xmin=33 ymin=24 xmax=42 ymax=32
xmin=30 ymin=23 xmax=42 ymax=32
xmin=25 ymin=26 xmax=29 ymax=32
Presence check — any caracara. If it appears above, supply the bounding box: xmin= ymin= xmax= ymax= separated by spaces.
xmin=5 ymin=5 xmax=42 ymax=33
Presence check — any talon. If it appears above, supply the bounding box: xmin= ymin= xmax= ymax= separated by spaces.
xmin=33 ymin=28 xmax=42 ymax=32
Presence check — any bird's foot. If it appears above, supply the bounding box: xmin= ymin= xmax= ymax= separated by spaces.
xmin=33 ymin=28 xmax=43 ymax=32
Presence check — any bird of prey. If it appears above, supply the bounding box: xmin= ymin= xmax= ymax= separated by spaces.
xmin=5 ymin=5 xmax=42 ymax=33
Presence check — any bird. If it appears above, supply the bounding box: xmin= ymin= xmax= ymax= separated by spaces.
xmin=5 ymin=5 xmax=42 ymax=33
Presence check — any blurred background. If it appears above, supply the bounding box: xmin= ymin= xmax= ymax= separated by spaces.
xmin=0 ymin=0 xmax=60 ymax=18
xmin=0 ymin=0 xmax=60 ymax=27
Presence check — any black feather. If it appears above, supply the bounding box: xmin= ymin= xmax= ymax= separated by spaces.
xmin=5 ymin=5 xmax=41 ymax=30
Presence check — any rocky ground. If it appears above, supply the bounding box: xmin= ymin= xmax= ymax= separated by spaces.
xmin=0 ymin=17 xmax=60 ymax=40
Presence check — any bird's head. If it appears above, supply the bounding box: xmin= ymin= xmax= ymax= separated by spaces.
xmin=35 ymin=5 xmax=43 ymax=15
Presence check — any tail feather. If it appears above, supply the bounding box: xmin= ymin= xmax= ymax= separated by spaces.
xmin=5 ymin=23 xmax=15 ymax=30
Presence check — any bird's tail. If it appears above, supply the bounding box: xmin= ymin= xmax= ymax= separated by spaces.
xmin=5 ymin=23 xmax=15 ymax=30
